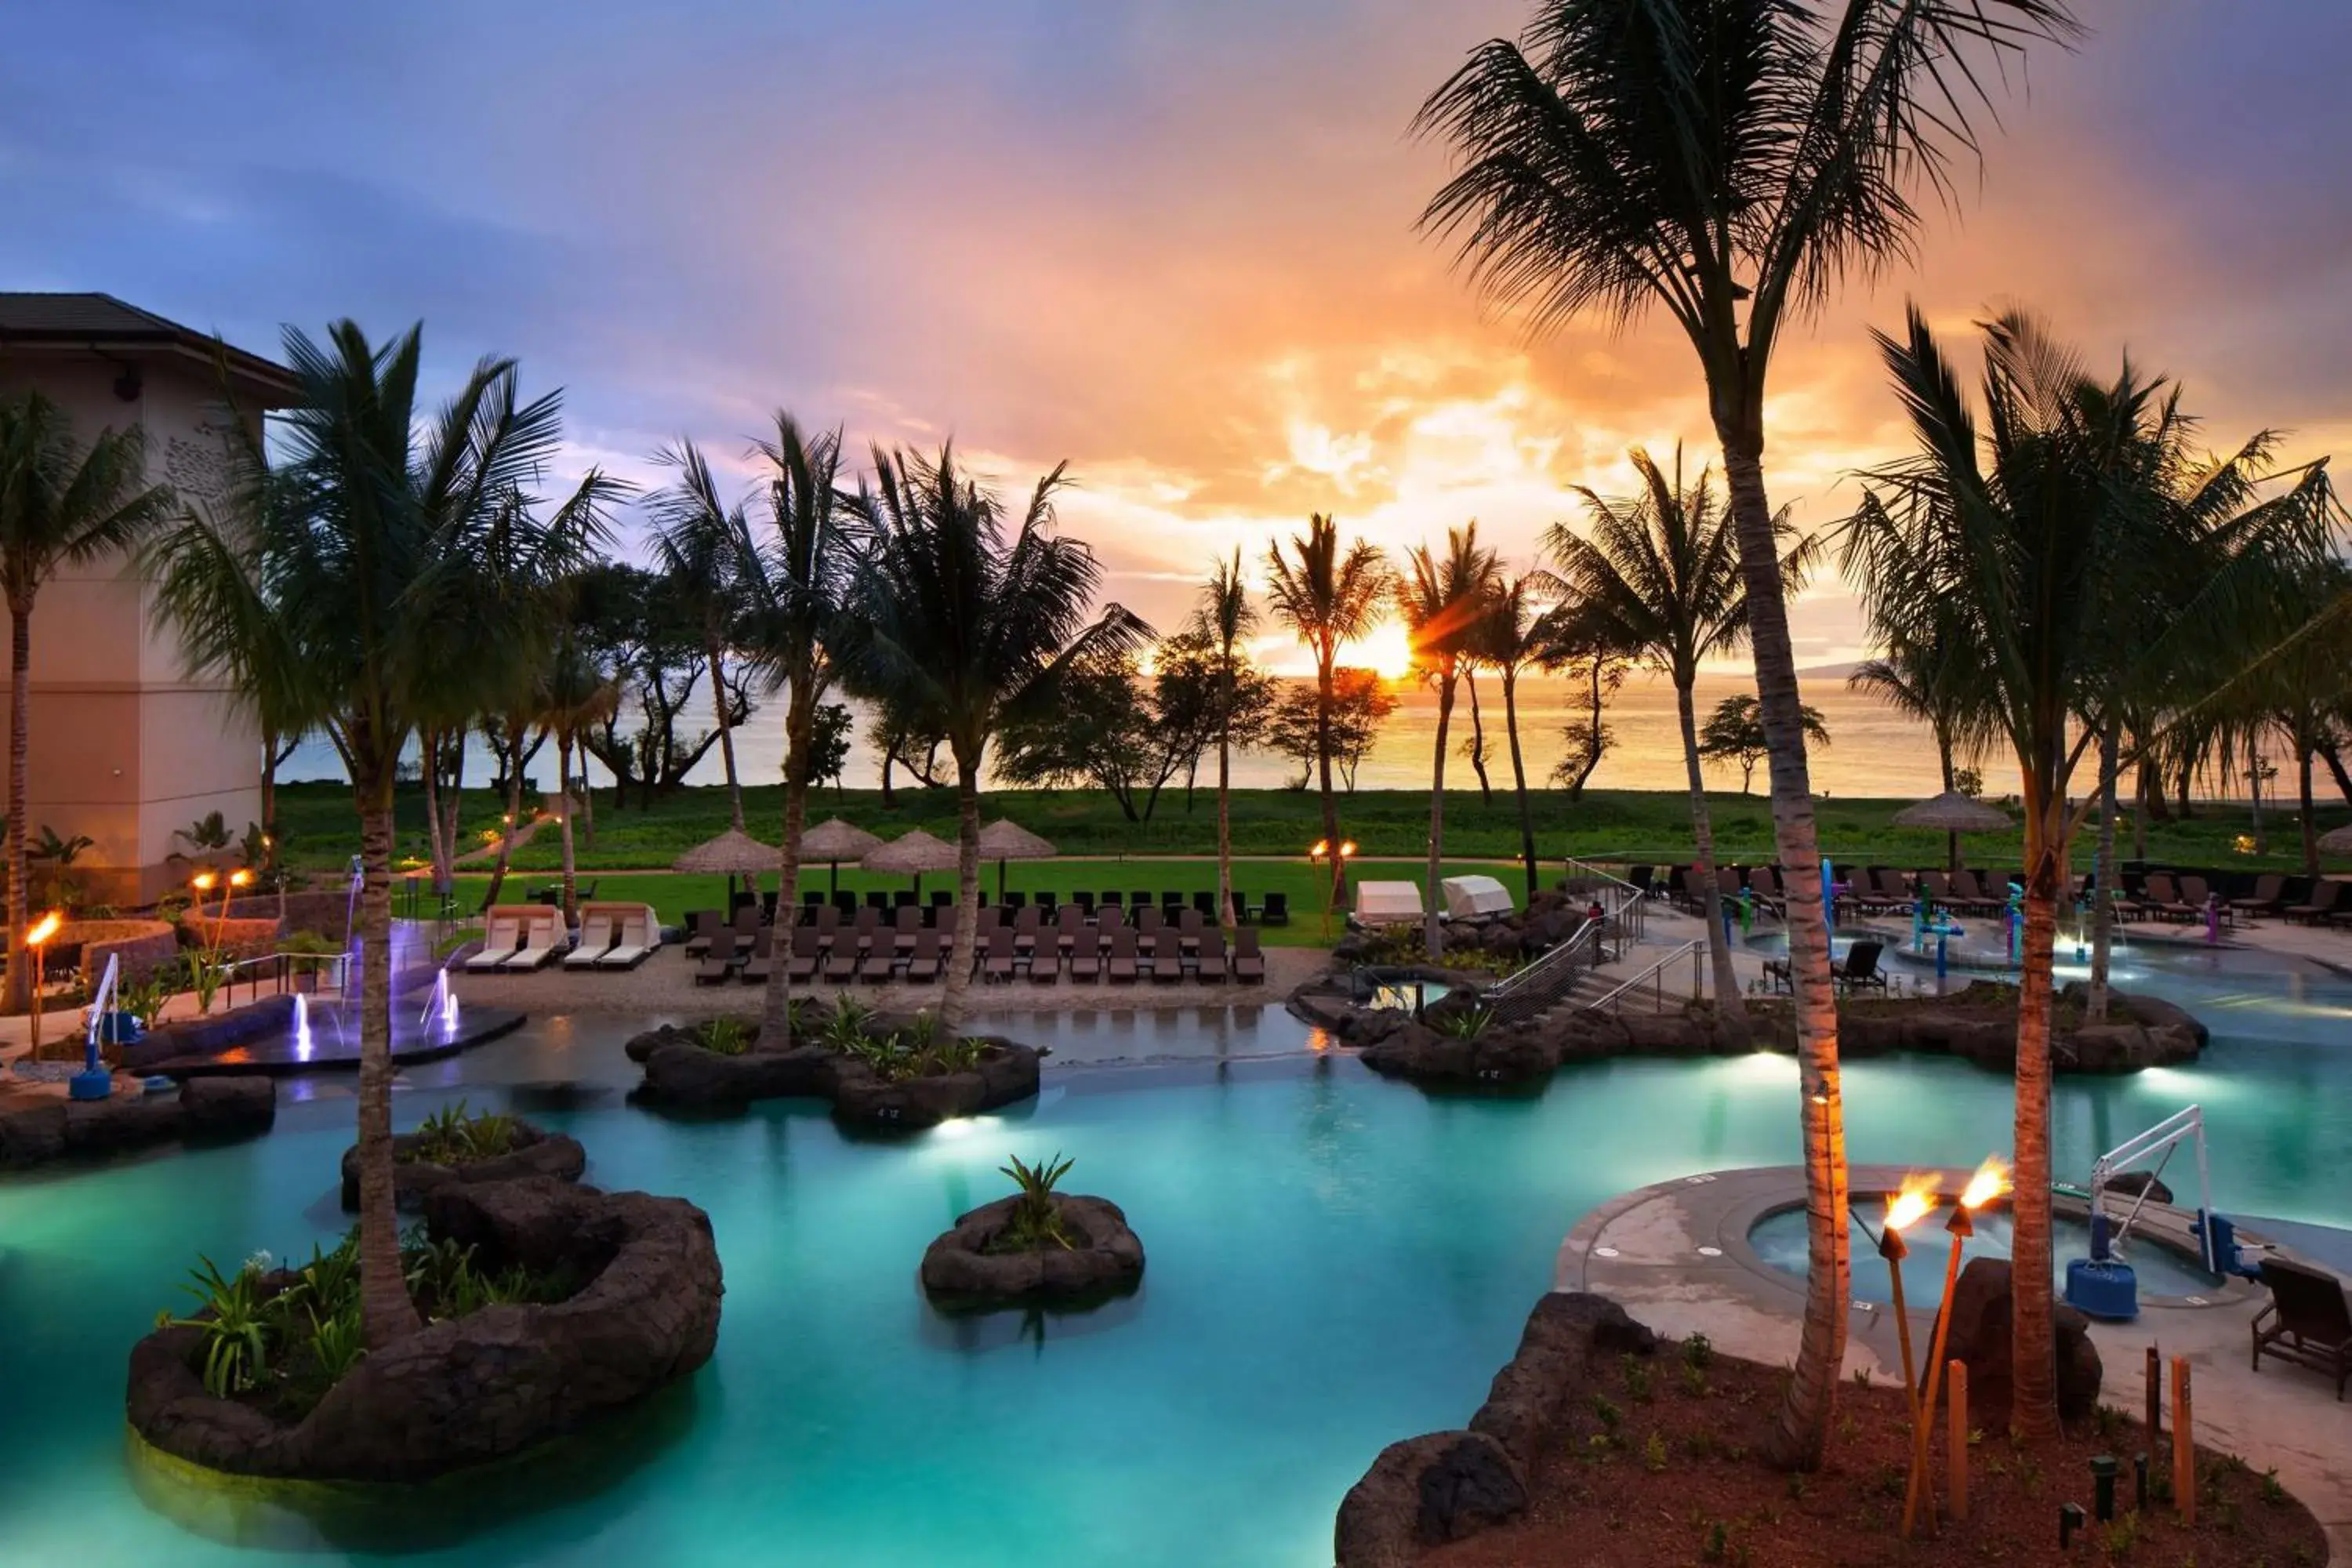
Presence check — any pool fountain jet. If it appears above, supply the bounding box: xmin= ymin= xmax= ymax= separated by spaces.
xmin=292 ymin=993 xmax=313 ymax=1058
xmin=419 ymin=963 xmax=461 ymax=1039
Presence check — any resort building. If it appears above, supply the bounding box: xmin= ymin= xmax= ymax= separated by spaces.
xmin=0 ymin=293 xmax=294 ymax=903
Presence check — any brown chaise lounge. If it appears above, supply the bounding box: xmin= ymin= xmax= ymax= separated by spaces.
xmin=1107 ymin=929 xmax=1140 ymax=984
xmin=2252 ymin=1258 xmax=2352 ymax=1399
xmin=1232 ymin=928 xmax=1265 ymax=984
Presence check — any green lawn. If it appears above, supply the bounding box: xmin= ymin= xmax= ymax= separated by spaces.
xmin=412 ymin=856 xmax=1530 ymax=948
xmin=277 ymin=779 xmax=2346 ymax=877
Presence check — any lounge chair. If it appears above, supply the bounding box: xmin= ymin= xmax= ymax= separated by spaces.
xmin=1012 ymin=905 xmax=1042 ymax=960
xmin=1068 ymin=931 xmax=1103 ymax=982
xmin=1129 ymin=889 xmax=1152 ymax=911
xmin=2285 ymin=880 xmax=2344 ymax=925
xmin=1194 ymin=931 xmax=1228 ymax=983
xmin=1232 ymin=927 xmax=1266 ymax=984
xmin=466 ymin=916 xmax=523 ymax=972
xmin=2143 ymin=873 xmax=2197 ymax=923
xmin=1745 ymin=866 xmax=1786 ymax=918
xmin=822 ymin=935 xmax=861 ymax=985
xmin=1134 ymin=904 xmax=1163 ymax=936
xmin=2179 ymin=875 xmax=2220 ymax=924
xmin=1149 ymin=929 xmax=1185 ymax=984
xmin=1192 ymin=891 xmax=1216 ymax=919
xmin=849 ymin=906 xmax=883 ymax=959
xmin=2230 ymin=874 xmax=2288 ymax=920
xmin=1945 ymin=870 xmax=1998 ymax=916
xmin=564 ymin=913 xmax=616 ymax=969
xmin=1106 ymin=929 xmax=1141 ymax=984
xmin=892 ymin=904 xmax=923 ymax=960
xmin=2252 ymin=1258 xmax=2352 ymax=1399
xmin=1177 ymin=906 xmax=1205 ymax=956
xmin=982 ymin=927 xmax=1018 ymax=983
xmin=739 ymin=927 xmax=775 ymax=985
xmin=1072 ymin=891 xmax=1097 ymax=915
xmin=786 ymin=927 xmax=822 ymax=985
xmin=1833 ymin=939 xmax=1888 ymax=995
xmin=502 ymin=912 xmax=563 ymax=971
xmin=595 ymin=909 xmax=659 ymax=969
xmin=1260 ymin=891 xmax=1290 ymax=927
xmin=905 ymin=929 xmax=943 ymax=984
xmin=1098 ymin=890 xmax=1123 ymax=910
xmin=1054 ymin=903 xmax=1085 ymax=956
xmin=1096 ymin=905 xmax=1126 ymax=938
xmin=695 ymin=931 xmax=739 ymax=985
xmin=681 ymin=909 xmax=719 ymax=959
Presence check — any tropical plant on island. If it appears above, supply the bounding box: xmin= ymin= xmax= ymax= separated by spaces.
xmin=988 ymin=1152 xmax=1078 ymax=1254
xmin=1414 ymin=0 xmax=2078 ymax=1465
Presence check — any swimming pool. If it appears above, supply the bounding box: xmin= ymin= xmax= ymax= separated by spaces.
xmin=1747 ymin=1207 xmax=2224 ymax=1304
xmin=4 ymin=961 xmax=2350 ymax=1566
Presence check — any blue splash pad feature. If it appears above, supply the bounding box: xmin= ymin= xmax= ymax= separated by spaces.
xmin=5 ymin=960 xmax=2352 ymax=1564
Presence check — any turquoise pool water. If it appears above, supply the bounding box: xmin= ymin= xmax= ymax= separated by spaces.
xmin=4 ymin=961 xmax=2350 ymax=1566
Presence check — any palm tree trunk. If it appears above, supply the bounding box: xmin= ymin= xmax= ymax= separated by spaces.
xmin=443 ymin=732 xmax=465 ymax=877
xmin=4 ymin=601 xmax=29 ymax=1016
xmin=260 ymin=731 xmax=281 ymax=877
xmin=481 ymin=726 xmax=527 ymax=910
xmin=2087 ymin=724 xmax=2120 ymax=1022
xmin=1216 ymin=698 xmax=1236 ymax=933
xmin=1462 ymin=667 xmax=1493 ymax=802
xmin=710 ymin=642 xmax=744 ymax=831
xmin=944 ymin=754 xmax=982 ymax=1026
xmin=1425 ymin=670 xmax=1455 ymax=962
xmin=2317 ymin=739 xmax=2352 ymax=805
xmin=1315 ymin=656 xmax=1340 ymax=865
xmin=355 ymin=767 xmax=421 ymax=1347
xmin=2298 ymin=743 xmax=2318 ymax=877
xmin=579 ymin=745 xmax=597 ymax=848
xmin=419 ymin=725 xmax=451 ymax=895
xmin=764 ymin=685 xmax=815 ymax=1044
xmin=557 ymin=735 xmax=579 ymax=924
xmin=1502 ymin=666 xmax=1537 ymax=902
xmin=2009 ymin=782 xmax=2066 ymax=1442
xmin=1717 ymin=438 xmax=1844 ymax=1470
xmin=1675 ymin=681 xmax=1747 ymax=1030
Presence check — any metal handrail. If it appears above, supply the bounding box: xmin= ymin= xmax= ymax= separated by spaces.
xmin=1562 ymin=856 xmax=1646 ymax=942
xmin=1583 ymin=938 xmax=1704 ymax=1016
xmin=1483 ymin=920 xmax=1602 ymax=1022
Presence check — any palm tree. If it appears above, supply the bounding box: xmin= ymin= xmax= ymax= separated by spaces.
xmin=841 ymin=445 xmax=1147 ymax=1022
xmin=1547 ymin=447 xmax=1808 ymax=1039
xmin=1849 ymin=635 xmax=1995 ymax=869
xmin=647 ymin=440 xmax=757 ymax=831
xmin=1840 ymin=307 xmax=2336 ymax=1439
xmin=1189 ymin=550 xmax=1258 ymax=931
xmin=1264 ymin=515 xmax=1392 ymax=884
xmin=1413 ymin=0 xmax=2076 ymax=1466
xmin=534 ymin=630 xmax=619 ymax=924
xmin=0 ymin=392 xmax=176 ymax=1011
xmin=741 ymin=414 xmax=857 ymax=1047
xmin=1467 ymin=570 xmax=1560 ymax=900
xmin=1397 ymin=524 xmax=1501 ymax=960
xmin=146 ymin=321 xmax=615 ymax=1348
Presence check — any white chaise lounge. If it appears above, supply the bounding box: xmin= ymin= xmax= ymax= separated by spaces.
xmin=499 ymin=906 xmax=565 ymax=971
xmin=563 ymin=911 xmax=617 ymax=969
xmin=465 ymin=914 xmax=524 ymax=971
xmin=594 ymin=905 xmax=662 ymax=970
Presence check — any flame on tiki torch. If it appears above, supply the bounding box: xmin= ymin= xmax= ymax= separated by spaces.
xmin=1884 ymin=1173 xmax=1940 ymax=1235
xmin=1960 ymin=1155 xmax=2013 ymax=1210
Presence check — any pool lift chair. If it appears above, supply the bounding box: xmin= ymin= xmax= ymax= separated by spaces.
xmin=2064 ymin=1104 xmax=2261 ymax=1321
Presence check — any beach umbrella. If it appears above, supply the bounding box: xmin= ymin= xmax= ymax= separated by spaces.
xmin=798 ymin=817 xmax=884 ymax=896
xmin=670 ymin=827 xmax=782 ymax=906
xmin=1893 ymin=789 xmax=2011 ymax=873
xmin=2318 ymin=824 xmax=2352 ymax=855
xmin=862 ymin=828 xmax=961 ymax=901
xmin=976 ymin=819 xmax=1058 ymax=898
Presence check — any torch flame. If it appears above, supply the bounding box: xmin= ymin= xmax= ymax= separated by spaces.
xmin=24 ymin=910 xmax=62 ymax=946
xmin=1959 ymin=1155 xmax=2013 ymax=1210
xmin=1883 ymin=1172 xmax=1940 ymax=1232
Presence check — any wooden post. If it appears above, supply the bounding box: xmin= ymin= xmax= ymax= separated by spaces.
xmin=2171 ymin=1356 xmax=2194 ymax=1526
xmin=1946 ymin=1360 xmax=1969 ymax=1522
xmin=2145 ymin=1345 xmax=2162 ymax=1452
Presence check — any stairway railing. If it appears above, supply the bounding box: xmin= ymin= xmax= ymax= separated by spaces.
xmin=1582 ymin=938 xmax=1704 ymax=1016
xmin=1482 ymin=919 xmax=1602 ymax=1024
xmin=1561 ymin=856 xmax=1646 ymax=943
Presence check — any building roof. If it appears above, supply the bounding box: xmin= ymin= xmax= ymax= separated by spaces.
xmin=0 ymin=292 xmax=299 ymax=405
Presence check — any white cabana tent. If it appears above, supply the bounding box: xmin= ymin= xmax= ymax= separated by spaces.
xmin=1352 ymin=880 xmax=1426 ymax=923
xmin=1440 ymin=875 xmax=1514 ymax=918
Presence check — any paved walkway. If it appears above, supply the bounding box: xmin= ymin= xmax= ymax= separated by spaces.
xmin=1562 ymin=1163 xmax=2352 ymax=1555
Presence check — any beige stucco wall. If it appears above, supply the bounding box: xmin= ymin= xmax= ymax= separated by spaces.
xmin=0 ymin=354 xmax=261 ymax=905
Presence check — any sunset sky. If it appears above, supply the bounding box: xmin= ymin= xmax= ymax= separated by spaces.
xmin=7 ymin=0 xmax=2348 ymax=678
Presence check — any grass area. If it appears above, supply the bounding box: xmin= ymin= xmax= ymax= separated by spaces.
xmin=408 ymin=856 xmax=1527 ymax=949
xmin=276 ymin=779 xmax=2348 ymax=876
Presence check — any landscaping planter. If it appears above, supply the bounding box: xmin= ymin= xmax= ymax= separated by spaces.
xmin=919 ymin=1192 xmax=1145 ymax=1310
xmin=125 ymin=1177 xmax=722 ymax=1483
xmin=626 ymin=1021 xmax=1041 ymax=1130
xmin=0 ymin=1076 xmax=274 ymax=1170
xmin=338 ymin=1119 xmax=587 ymax=1213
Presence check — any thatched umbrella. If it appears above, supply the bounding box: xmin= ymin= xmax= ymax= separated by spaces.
xmin=799 ymin=817 xmax=884 ymax=896
xmin=671 ymin=827 xmax=782 ymax=905
xmin=2317 ymin=823 xmax=2352 ymax=855
xmin=862 ymin=828 xmax=961 ymax=901
xmin=976 ymin=819 xmax=1058 ymax=898
xmin=1893 ymin=789 xmax=2011 ymax=873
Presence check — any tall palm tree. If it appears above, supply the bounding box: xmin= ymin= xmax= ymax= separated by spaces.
xmin=1413 ymin=0 xmax=2076 ymax=1465
xmin=0 ymin=392 xmax=176 ymax=1012
xmin=647 ymin=440 xmax=757 ymax=831
xmin=1397 ymin=524 xmax=1501 ymax=960
xmin=146 ymin=321 xmax=615 ymax=1348
xmin=535 ymin=630 xmax=619 ymax=924
xmin=1467 ymin=570 xmax=1560 ymax=900
xmin=1548 ymin=447 xmax=1808 ymax=1038
xmin=841 ymin=445 xmax=1147 ymax=1022
xmin=1848 ymin=633 xmax=1995 ymax=869
xmin=1264 ymin=515 xmax=1392 ymax=884
xmin=1189 ymin=550 xmax=1258 ymax=931
xmin=1840 ymin=307 xmax=2336 ymax=1438
xmin=742 ymin=414 xmax=857 ymax=1047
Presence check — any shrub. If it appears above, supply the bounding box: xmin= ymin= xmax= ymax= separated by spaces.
xmin=697 ymin=1017 xmax=753 ymax=1056
xmin=989 ymin=1152 xmax=1077 ymax=1253
xmin=406 ymin=1100 xmax=521 ymax=1165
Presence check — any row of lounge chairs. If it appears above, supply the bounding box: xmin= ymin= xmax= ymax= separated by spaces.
xmin=1648 ymin=862 xmax=2352 ymax=928
xmin=699 ymin=889 xmax=1294 ymax=928
xmin=463 ymin=904 xmax=662 ymax=972
xmin=693 ymin=920 xmax=1269 ymax=987
xmin=688 ymin=899 xmax=1260 ymax=956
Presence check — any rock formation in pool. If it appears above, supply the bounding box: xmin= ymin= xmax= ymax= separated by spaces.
xmin=920 ymin=1152 xmax=1145 ymax=1311
xmin=126 ymin=1177 xmax=721 ymax=1483
xmin=0 ymin=1075 xmax=275 ymax=1171
xmin=626 ymin=1003 xmax=1041 ymax=1131
xmin=338 ymin=1100 xmax=586 ymax=1212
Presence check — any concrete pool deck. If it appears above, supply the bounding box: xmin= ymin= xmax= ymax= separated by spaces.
xmin=1562 ymin=1163 xmax=2352 ymax=1555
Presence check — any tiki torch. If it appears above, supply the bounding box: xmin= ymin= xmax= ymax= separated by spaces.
xmin=1904 ymin=1155 xmax=2013 ymax=1539
xmin=1878 ymin=1173 xmax=1942 ymax=1421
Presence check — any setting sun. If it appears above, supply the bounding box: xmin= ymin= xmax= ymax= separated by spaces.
xmin=1341 ymin=623 xmax=1417 ymax=682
